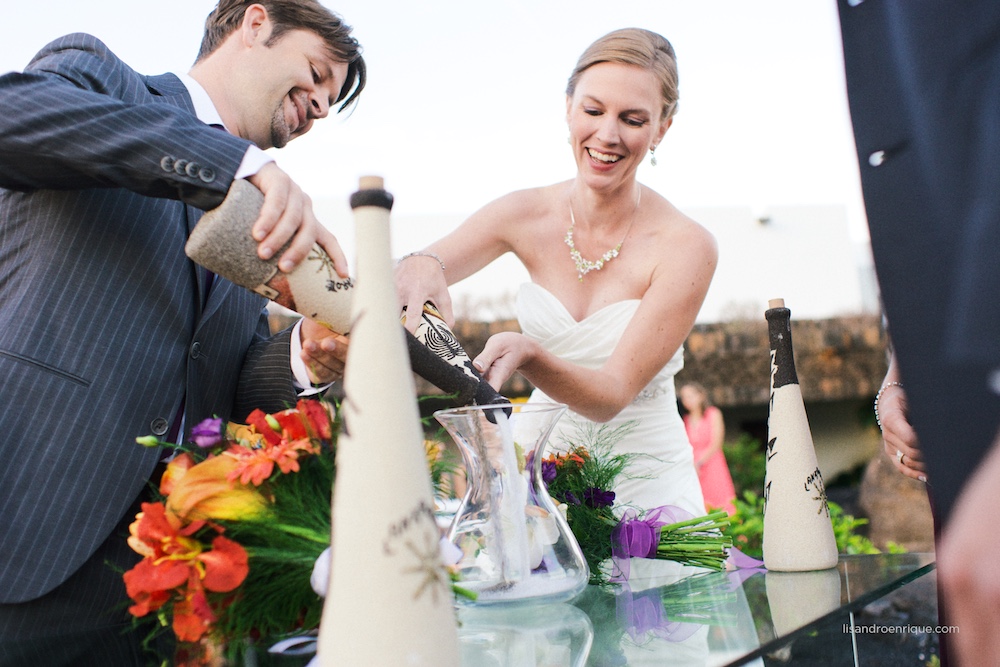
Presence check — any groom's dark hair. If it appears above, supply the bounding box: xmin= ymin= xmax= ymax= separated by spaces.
xmin=195 ymin=0 xmax=366 ymax=112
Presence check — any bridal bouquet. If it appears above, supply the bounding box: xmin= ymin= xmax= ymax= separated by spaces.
xmin=538 ymin=424 xmax=733 ymax=585
xmin=123 ymin=398 xmax=459 ymax=666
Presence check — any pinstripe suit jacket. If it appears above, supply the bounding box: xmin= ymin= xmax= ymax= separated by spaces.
xmin=0 ymin=34 xmax=300 ymax=603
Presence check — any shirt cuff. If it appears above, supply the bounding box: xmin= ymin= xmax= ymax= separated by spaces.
xmin=235 ymin=146 xmax=275 ymax=180
xmin=289 ymin=319 xmax=332 ymax=397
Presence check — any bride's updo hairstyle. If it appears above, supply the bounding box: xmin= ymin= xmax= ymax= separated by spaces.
xmin=565 ymin=28 xmax=679 ymax=122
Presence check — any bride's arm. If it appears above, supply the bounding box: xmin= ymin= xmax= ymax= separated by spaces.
xmin=474 ymin=221 xmax=717 ymax=422
xmin=395 ymin=191 xmax=528 ymax=330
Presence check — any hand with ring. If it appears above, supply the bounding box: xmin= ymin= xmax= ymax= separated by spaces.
xmin=878 ymin=378 xmax=927 ymax=482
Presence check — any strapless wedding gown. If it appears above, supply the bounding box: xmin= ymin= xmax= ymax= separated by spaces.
xmin=517 ymin=283 xmax=706 ymax=517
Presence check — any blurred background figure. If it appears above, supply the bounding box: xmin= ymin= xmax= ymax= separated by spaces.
xmin=680 ymin=383 xmax=736 ymax=515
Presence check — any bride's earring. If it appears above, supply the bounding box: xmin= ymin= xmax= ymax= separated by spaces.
xmin=649 ymin=146 xmax=658 ymax=167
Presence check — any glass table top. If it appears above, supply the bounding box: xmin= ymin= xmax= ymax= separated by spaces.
xmin=455 ymin=552 xmax=936 ymax=667
xmin=0 ymin=553 xmax=932 ymax=665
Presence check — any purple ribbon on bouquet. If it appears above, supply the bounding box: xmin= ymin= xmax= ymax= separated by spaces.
xmin=610 ymin=505 xmax=694 ymax=582
xmin=610 ymin=506 xmax=767 ymax=583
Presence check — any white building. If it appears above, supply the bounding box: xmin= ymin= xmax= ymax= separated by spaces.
xmin=313 ymin=198 xmax=879 ymax=325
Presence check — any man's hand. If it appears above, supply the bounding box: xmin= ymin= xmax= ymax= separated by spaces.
xmin=247 ymin=163 xmax=348 ymax=276
xmin=300 ymin=318 xmax=348 ymax=385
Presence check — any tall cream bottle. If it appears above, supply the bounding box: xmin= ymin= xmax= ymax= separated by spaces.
xmin=317 ymin=177 xmax=460 ymax=665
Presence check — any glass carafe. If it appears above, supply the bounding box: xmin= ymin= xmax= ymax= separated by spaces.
xmin=435 ymin=402 xmax=589 ymax=605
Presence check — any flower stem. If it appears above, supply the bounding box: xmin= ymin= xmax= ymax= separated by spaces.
xmin=270 ymin=523 xmax=330 ymax=545
xmin=452 ymin=585 xmax=478 ymax=602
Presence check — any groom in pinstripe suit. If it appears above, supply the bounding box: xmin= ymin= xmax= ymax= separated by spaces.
xmin=0 ymin=1 xmax=365 ymax=661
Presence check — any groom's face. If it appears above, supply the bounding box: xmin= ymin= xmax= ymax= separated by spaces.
xmin=234 ymin=26 xmax=348 ymax=149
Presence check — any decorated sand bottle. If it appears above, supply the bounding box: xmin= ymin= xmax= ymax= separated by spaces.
xmin=185 ymin=178 xmax=354 ymax=333
xmin=317 ymin=177 xmax=459 ymax=665
xmin=761 ymin=298 xmax=838 ymax=571
xmin=405 ymin=302 xmax=509 ymax=410
xmin=435 ymin=402 xmax=589 ymax=605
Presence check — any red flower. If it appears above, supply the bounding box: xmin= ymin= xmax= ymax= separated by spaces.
xmin=296 ymin=398 xmax=333 ymax=440
xmin=245 ymin=400 xmax=333 ymax=445
xmin=123 ymin=502 xmax=249 ymax=643
xmin=228 ymin=403 xmax=324 ymax=486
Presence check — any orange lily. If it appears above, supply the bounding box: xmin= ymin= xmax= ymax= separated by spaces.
xmin=160 ymin=452 xmax=195 ymax=497
xmin=225 ymin=422 xmax=267 ymax=450
xmin=165 ymin=454 xmax=268 ymax=523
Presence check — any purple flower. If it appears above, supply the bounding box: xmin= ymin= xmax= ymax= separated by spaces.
xmin=583 ymin=487 xmax=615 ymax=508
xmin=564 ymin=491 xmax=580 ymax=505
xmin=541 ymin=460 xmax=558 ymax=486
xmin=191 ymin=417 xmax=224 ymax=449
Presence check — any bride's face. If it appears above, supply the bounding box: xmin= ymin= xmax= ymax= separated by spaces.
xmin=566 ymin=62 xmax=670 ymax=193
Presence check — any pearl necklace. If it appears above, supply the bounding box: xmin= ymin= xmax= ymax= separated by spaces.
xmin=564 ymin=189 xmax=641 ymax=281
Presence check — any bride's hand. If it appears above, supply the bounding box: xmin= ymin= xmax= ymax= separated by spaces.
xmin=473 ymin=332 xmax=535 ymax=390
xmin=878 ymin=383 xmax=926 ymax=481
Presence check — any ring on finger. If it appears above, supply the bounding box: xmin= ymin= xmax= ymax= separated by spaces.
xmin=896 ymin=449 xmax=905 ymax=465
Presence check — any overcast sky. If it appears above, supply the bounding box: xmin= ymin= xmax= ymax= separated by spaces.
xmin=4 ymin=1 xmax=870 ymax=318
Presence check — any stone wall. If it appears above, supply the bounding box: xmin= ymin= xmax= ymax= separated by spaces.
xmin=439 ymin=313 xmax=889 ymax=410
xmin=272 ymin=306 xmax=886 ymax=415
xmin=279 ymin=310 xmax=890 ymax=410
xmin=677 ymin=314 xmax=888 ymax=409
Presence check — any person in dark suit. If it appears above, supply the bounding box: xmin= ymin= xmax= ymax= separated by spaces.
xmin=0 ymin=0 xmax=364 ymax=661
xmin=838 ymin=1 xmax=1000 ymax=663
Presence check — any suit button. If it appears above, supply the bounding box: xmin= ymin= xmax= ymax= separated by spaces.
xmin=160 ymin=156 xmax=175 ymax=172
xmin=190 ymin=341 xmax=202 ymax=359
xmin=199 ymin=167 xmax=216 ymax=183
xmin=868 ymin=150 xmax=886 ymax=167
xmin=173 ymin=159 xmax=189 ymax=175
xmin=185 ymin=162 xmax=200 ymax=178
xmin=151 ymin=417 xmax=169 ymax=436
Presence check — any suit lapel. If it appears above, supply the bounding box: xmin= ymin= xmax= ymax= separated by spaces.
xmin=145 ymin=73 xmax=196 ymax=113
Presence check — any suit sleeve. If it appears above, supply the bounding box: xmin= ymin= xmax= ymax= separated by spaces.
xmin=0 ymin=33 xmax=251 ymax=211
xmin=233 ymin=324 xmax=301 ymax=420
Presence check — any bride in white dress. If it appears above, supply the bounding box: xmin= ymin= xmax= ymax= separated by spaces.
xmin=396 ymin=28 xmax=717 ymax=517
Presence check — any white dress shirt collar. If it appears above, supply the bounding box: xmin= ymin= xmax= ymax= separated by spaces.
xmin=176 ymin=73 xmax=227 ymax=128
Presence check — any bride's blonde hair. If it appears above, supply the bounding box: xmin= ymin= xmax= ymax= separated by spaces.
xmin=566 ymin=28 xmax=679 ymax=122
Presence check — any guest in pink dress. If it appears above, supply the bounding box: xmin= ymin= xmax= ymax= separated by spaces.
xmin=679 ymin=383 xmax=737 ymax=515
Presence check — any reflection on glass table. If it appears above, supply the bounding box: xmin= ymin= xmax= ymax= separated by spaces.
xmin=0 ymin=553 xmax=933 ymax=666
xmin=454 ymin=552 xmax=934 ymax=667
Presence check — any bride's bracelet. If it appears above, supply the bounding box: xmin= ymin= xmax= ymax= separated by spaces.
xmin=398 ymin=251 xmax=446 ymax=272
xmin=873 ymin=381 xmax=904 ymax=430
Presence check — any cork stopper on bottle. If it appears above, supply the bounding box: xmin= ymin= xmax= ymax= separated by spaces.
xmin=358 ymin=175 xmax=385 ymax=191
xmin=768 ymin=298 xmax=785 ymax=309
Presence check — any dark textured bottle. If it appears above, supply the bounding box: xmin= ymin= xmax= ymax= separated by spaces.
xmin=762 ymin=298 xmax=838 ymax=571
